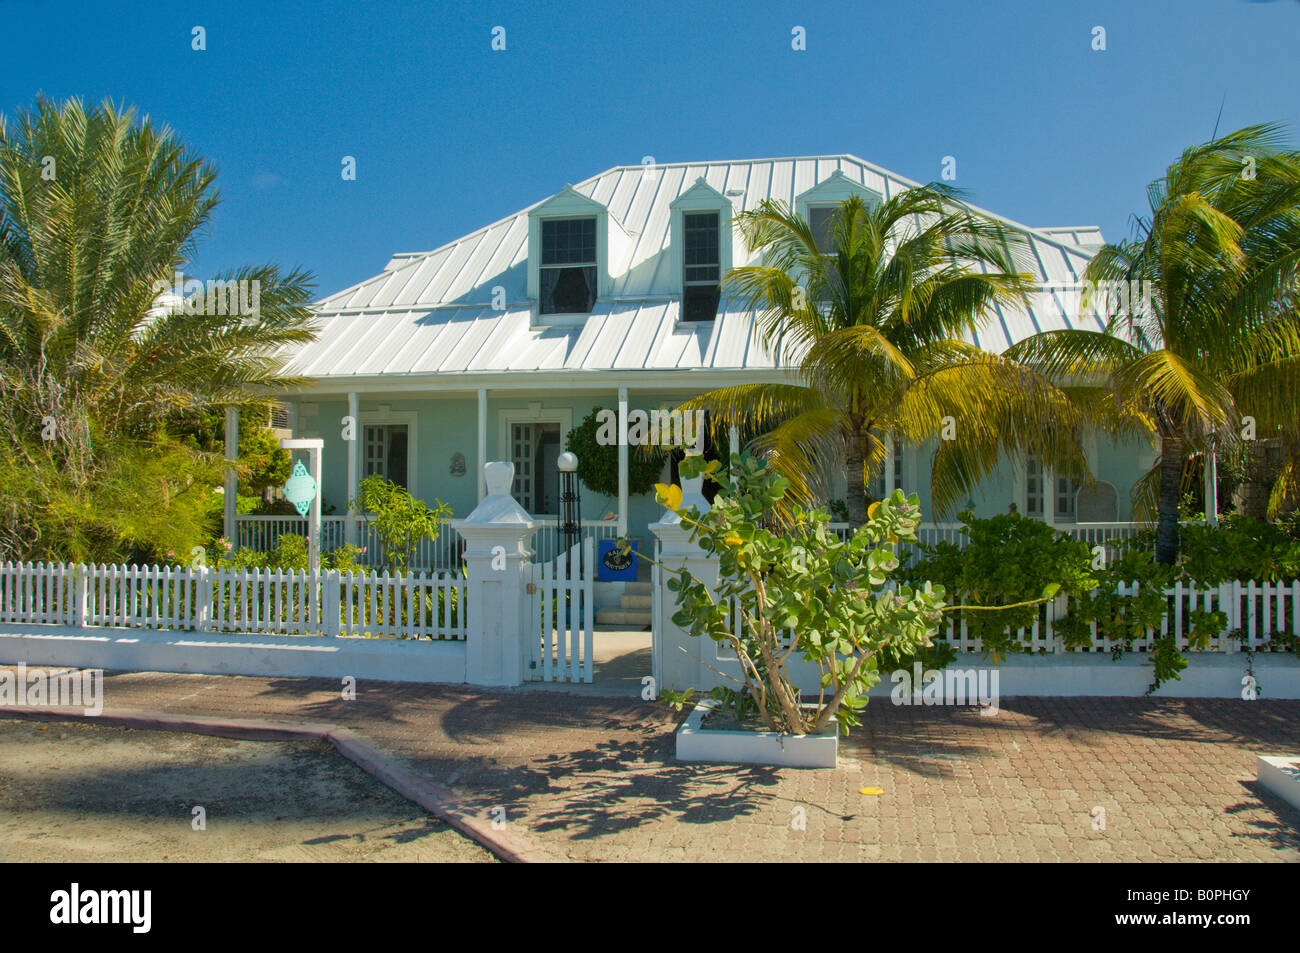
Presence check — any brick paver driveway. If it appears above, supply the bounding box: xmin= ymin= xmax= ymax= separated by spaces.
xmin=4 ymin=669 xmax=1297 ymax=861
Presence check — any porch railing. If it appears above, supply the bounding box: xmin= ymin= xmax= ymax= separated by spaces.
xmin=530 ymin=520 xmax=621 ymax=566
xmin=824 ymin=520 xmax=1144 ymax=554
xmin=234 ymin=515 xmax=348 ymax=553
xmin=234 ymin=514 xmax=621 ymax=570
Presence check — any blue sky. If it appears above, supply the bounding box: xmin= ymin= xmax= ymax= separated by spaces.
xmin=3 ymin=0 xmax=1298 ymax=299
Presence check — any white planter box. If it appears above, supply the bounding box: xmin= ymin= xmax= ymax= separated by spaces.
xmin=1257 ymin=755 xmax=1300 ymax=813
xmin=675 ymin=698 xmax=838 ymax=768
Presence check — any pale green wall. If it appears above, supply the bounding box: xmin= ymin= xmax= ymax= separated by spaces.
xmin=295 ymin=396 xmax=479 ymax=519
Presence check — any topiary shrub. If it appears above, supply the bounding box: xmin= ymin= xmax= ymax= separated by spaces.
xmin=564 ymin=407 xmax=666 ymax=498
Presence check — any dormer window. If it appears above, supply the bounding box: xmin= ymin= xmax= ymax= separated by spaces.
xmin=540 ymin=217 xmax=597 ymax=315
xmin=670 ymin=176 xmax=734 ymax=324
xmin=796 ymin=170 xmax=882 ymax=254
xmin=682 ymin=211 xmax=721 ymax=322
xmin=808 ymin=205 xmax=838 ymax=255
xmin=527 ymin=186 xmax=624 ymax=323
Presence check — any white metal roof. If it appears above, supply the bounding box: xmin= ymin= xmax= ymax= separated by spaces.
xmin=283 ymin=155 xmax=1105 ymax=383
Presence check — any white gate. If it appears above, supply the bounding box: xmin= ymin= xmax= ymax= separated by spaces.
xmin=526 ymin=536 xmax=594 ymax=682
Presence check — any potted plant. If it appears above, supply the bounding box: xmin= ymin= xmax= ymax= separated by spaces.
xmin=644 ymin=453 xmax=948 ymax=767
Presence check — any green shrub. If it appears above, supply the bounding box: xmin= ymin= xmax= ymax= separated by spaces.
xmin=564 ymin=407 xmax=666 ymax=498
xmin=1177 ymin=514 xmax=1300 ymax=583
xmin=652 ymin=454 xmax=949 ymax=735
xmin=0 ymin=433 xmax=225 ymax=564
xmin=900 ymin=511 xmax=1095 ymax=662
xmin=900 ymin=512 xmax=1256 ymax=693
xmin=348 ymin=475 xmax=451 ymax=573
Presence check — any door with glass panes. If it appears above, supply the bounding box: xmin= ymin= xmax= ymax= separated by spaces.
xmin=510 ymin=422 xmax=562 ymax=515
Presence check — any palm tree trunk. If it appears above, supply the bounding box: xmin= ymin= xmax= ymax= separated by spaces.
xmin=845 ymin=437 xmax=867 ymax=525
xmin=1155 ymin=431 xmax=1183 ymax=565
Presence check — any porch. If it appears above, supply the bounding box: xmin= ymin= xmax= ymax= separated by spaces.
xmin=222 ymin=378 xmax=1156 ymax=578
xmin=222 ymin=380 xmax=740 ymax=565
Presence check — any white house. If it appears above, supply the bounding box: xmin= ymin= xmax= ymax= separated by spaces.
xmin=229 ymin=154 xmax=1156 ymax=587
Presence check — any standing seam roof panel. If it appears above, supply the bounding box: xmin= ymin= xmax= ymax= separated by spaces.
xmin=288 ymin=155 xmax=1105 ymax=381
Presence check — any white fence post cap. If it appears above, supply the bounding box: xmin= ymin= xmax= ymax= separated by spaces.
xmin=484 ymin=460 xmax=513 ymax=496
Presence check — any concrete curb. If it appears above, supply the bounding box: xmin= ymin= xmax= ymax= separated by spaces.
xmin=0 ymin=706 xmax=564 ymax=864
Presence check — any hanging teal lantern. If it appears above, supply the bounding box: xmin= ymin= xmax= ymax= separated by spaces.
xmin=283 ymin=459 xmax=317 ymax=518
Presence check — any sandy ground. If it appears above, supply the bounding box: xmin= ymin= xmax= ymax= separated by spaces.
xmin=0 ymin=719 xmax=496 ymax=862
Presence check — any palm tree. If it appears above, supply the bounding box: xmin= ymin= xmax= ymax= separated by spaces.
xmin=1008 ymin=125 xmax=1300 ymax=563
xmin=682 ymin=186 xmax=1088 ymax=525
xmin=0 ymin=97 xmax=316 ymax=479
xmin=0 ymin=96 xmax=317 ymax=558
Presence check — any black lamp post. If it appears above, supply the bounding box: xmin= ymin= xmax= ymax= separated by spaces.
xmin=557 ymin=450 xmax=582 ymax=577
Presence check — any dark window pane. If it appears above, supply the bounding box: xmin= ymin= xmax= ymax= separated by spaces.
xmin=387 ymin=428 xmax=408 ymax=489
xmin=363 ymin=425 xmax=408 ymax=489
xmin=540 ymin=265 xmax=596 ymax=314
xmin=541 ymin=217 xmax=596 ymax=265
xmin=681 ymin=211 xmax=722 ymax=293
xmin=809 ymin=206 xmax=837 ymax=254
xmin=683 ymin=284 xmax=720 ymax=322
xmin=684 ymin=212 xmax=720 ymax=267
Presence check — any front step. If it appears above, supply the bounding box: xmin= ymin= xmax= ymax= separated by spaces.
xmin=595 ymin=609 xmax=651 ymax=628
xmin=594 ymin=579 xmax=653 ymax=628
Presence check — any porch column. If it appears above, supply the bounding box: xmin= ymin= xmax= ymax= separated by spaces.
xmin=1205 ymin=449 xmax=1219 ymax=527
xmin=223 ymin=407 xmax=239 ymax=546
xmin=729 ymin=424 xmax=740 ymax=466
xmin=346 ymin=391 xmax=360 ymax=545
xmin=477 ymin=388 xmax=488 ymax=503
xmin=884 ymin=432 xmax=896 ymax=497
xmin=617 ymin=386 xmax=629 ymax=536
xmin=1044 ymin=464 xmax=1056 ymax=526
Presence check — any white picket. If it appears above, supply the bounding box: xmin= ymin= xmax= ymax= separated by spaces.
xmin=541 ymin=557 xmax=553 ymax=681
xmin=583 ymin=537 xmax=594 ymax=682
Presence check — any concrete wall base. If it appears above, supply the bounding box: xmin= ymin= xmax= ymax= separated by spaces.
xmin=669 ymin=643 xmax=1300 ymax=699
xmin=0 ymin=624 xmax=466 ymax=684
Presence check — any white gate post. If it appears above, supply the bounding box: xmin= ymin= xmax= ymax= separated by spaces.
xmin=346 ymin=391 xmax=360 ymax=545
xmin=454 ymin=461 xmax=540 ymax=686
xmin=649 ymin=464 xmax=720 ymax=694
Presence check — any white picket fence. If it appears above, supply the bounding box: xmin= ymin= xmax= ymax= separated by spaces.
xmin=712 ymin=578 xmax=1299 ymax=657
xmin=0 ymin=561 xmax=466 ymax=641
